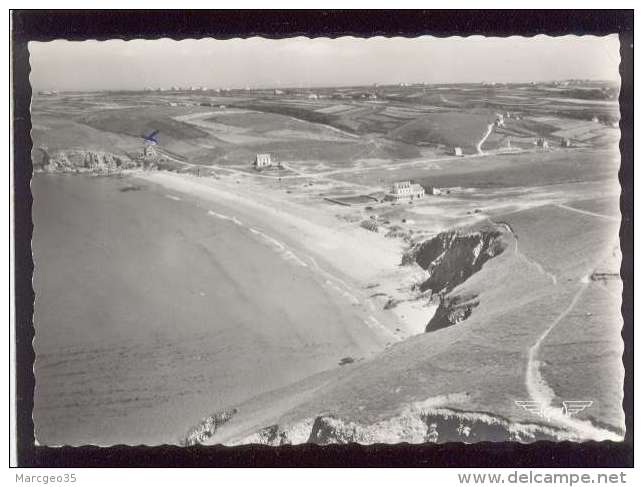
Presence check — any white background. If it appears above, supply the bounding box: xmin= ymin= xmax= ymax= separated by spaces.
xmin=5 ymin=2 xmax=640 ymax=483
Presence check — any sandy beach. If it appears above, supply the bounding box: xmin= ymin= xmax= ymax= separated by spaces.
xmin=136 ymin=170 xmax=435 ymax=337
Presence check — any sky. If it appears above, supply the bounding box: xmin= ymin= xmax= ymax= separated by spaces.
xmin=29 ymin=35 xmax=621 ymax=91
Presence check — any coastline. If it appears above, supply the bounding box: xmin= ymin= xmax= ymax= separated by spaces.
xmin=34 ymin=172 xmax=417 ymax=445
xmin=134 ymin=170 xmax=435 ymax=339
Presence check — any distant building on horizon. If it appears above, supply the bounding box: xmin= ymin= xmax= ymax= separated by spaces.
xmin=254 ymin=153 xmax=272 ymax=169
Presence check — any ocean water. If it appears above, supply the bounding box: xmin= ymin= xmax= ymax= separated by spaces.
xmin=32 ymin=174 xmax=382 ymax=445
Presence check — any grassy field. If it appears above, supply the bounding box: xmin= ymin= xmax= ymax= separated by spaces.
xmin=206 ymin=110 xmax=338 ymax=135
xmin=329 ymin=148 xmax=620 ymax=191
xmin=564 ymin=196 xmax=621 ymax=218
xmin=538 ymin=281 xmax=624 ymax=434
xmin=32 ymin=83 xmax=620 ymax=170
xmin=498 ymin=204 xmax=620 ymax=279
xmin=30 ymin=114 xmax=144 ymax=164
xmin=387 ymin=112 xmax=493 ymax=153
xmin=80 ymin=106 xmax=211 ymax=140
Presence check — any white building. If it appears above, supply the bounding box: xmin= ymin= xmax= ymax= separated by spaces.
xmin=452 ymin=147 xmax=463 ymax=156
xmin=387 ymin=181 xmax=425 ymax=201
xmin=143 ymin=144 xmax=157 ymax=159
xmin=254 ymin=153 xmax=272 ymax=169
xmin=536 ymin=138 xmax=549 ymax=150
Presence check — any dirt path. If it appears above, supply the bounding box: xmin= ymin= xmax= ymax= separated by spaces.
xmin=476 ymin=123 xmax=495 ymax=154
xmin=524 ymin=281 xmax=622 ymax=441
xmin=492 ymin=220 xmax=557 ymax=285
xmin=514 ymin=240 xmax=558 ymax=285
xmin=492 ymin=219 xmax=621 ymax=440
xmin=556 ymin=203 xmax=620 ymax=222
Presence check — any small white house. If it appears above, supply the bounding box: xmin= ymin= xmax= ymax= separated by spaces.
xmin=144 ymin=144 xmax=156 ymax=157
xmin=254 ymin=153 xmax=272 ymax=169
xmin=452 ymin=147 xmax=463 ymax=156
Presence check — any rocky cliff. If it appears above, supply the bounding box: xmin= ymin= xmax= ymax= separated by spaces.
xmin=403 ymin=230 xmax=507 ymax=332
xmin=404 ymin=230 xmax=505 ymax=294
xmin=182 ymin=408 xmax=238 ymax=446
xmin=33 ymin=148 xmax=138 ymax=174
xmin=426 ymin=293 xmax=480 ymax=332
xmin=192 ymin=403 xmax=567 ymax=446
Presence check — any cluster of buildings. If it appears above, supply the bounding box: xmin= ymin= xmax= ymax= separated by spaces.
xmin=535 ymin=137 xmax=574 ymax=150
xmin=493 ymin=112 xmax=521 ymax=126
xmin=145 ymin=86 xmax=236 ymax=93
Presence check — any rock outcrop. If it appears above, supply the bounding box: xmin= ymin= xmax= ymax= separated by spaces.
xmin=182 ymin=408 xmax=238 ymax=446
xmin=403 ymin=230 xmax=506 ymax=332
xmin=404 ymin=230 xmax=506 ymax=294
xmin=209 ymin=406 xmax=567 ymax=446
xmin=34 ymin=148 xmax=138 ymax=174
xmin=426 ymin=293 xmax=480 ymax=332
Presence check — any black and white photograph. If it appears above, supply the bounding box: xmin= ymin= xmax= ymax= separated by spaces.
xmin=10 ymin=10 xmax=636 ymax=473
xmin=25 ymin=32 xmax=626 ymax=447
